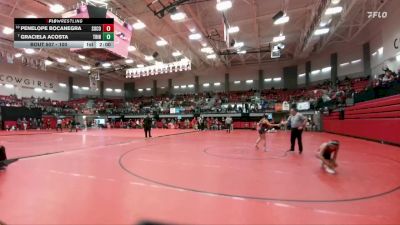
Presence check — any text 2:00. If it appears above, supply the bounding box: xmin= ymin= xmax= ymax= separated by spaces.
xmin=99 ymin=42 xmax=112 ymax=47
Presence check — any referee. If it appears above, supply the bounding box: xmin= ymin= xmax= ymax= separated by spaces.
xmin=282 ymin=108 xmax=307 ymax=154
xmin=143 ymin=113 xmax=152 ymax=138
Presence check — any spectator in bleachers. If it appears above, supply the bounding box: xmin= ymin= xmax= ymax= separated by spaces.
xmin=382 ymin=70 xmax=395 ymax=85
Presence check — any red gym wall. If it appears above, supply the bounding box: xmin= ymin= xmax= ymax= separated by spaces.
xmin=323 ymin=94 xmax=400 ymax=145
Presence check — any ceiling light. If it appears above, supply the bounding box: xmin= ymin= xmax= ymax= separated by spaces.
xmin=132 ymin=20 xmax=146 ymax=30
xmin=45 ymin=89 xmax=53 ymax=93
xmin=331 ymin=0 xmax=341 ymax=4
xmin=214 ymin=82 xmax=221 ymax=86
xmin=170 ymin=11 xmax=186 ymax=21
xmin=49 ymin=4 xmax=65 ymax=13
xmin=144 ymin=55 xmax=154 ymax=61
xmin=201 ymin=47 xmax=214 ymax=54
xmin=322 ymin=67 xmax=332 ymax=72
xmin=238 ymin=50 xmax=247 ymax=54
xmin=59 ymin=83 xmax=67 ymax=87
xmin=57 ymin=58 xmax=66 ymax=63
xmin=78 ymin=54 xmax=85 ymax=59
xmin=128 ymin=45 xmax=136 ymax=51
xmin=138 ymin=89 xmax=143 ymax=92
xmin=298 ymin=73 xmax=305 ymax=77
xmin=82 ymin=87 xmax=89 ymax=90
xmin=311 ymin=69 xmax=320 ymax=75
xmin=24 ymin=48 xmax=35 ymax=54
xmin=14 ymin=53 xmax=22 ymax=58
xmin=146 ymin=88 xmax=152 ymax=91
xmin=396 ymin=54 xmax=400 ymax=61
xmin=172 ymin=51 xmax=182 ymax=57
xmin=325 ymin=6 xmax=343 ymax=15
xmin=174 ymin=86 xmax=179 ymax=89
xmin=272 ymin=35 xmax=285 ymax=43
xmin=216 ymin=0 xmax=232 ymax=11
xmin=207 ymin=54 xmax=216 ymax=59
xmin=340 ymin=62 xmax=349 ymax=67
xmin=44 ymin=60 xmax=53 ymax=66
xmin=246 ymin=80 xmax=253 ymax=84
xmin=188 ymin=84 xmax=194 ymax=88
xmin=137 ymin=64 xmax=144 ymax=68
xmin=102 ymin=62 xmax=111 ymax=67
xmin=34 ymin=88 xmax=43 ymax=92
xmin=274 ymin=15 xmax=289 ymax=25
xmin=234 ymin=80 xmax=241 ymax=84
xmin=203 ymin=83 xmax=210 ymax=87
xmin=351 ymin=59 xmax=361 ymax=64
xmin=273 ymin=77 xmax=282 ymax=82
xmin=264 ymin=78 xmax=272 ymax=82
xmin=125 ymin=59 xmax=134 ymax=64
xmin=105 ymin=88 xmax=113 ymax=92
xmin=233 ymin=42 xmax=244 ymax=48
xmin=156 ymin=39 xmax=168 ymax=46
xmin=371 ymin=51 xmax=377 ymax=56
xmin=228 ymin=26 xmax=239 ymax=34
xmin=181 ymin=57 xmax=190 ymax=62
xmin=2 ymin=27 xmax=13 ymax=35
xmin=72 ymin=85 xmax=79 ymax=89
xmin=5 ymin=84 xmax=14 ymax=89
xmin=378 ymin=47 xmax=384 ymax=55
xmin=319 ymin=18 xmax=332 ymax=27
xmin=69 ymin=67 xmax=77 ymax=72
xmin=82 ymin=65 xmax=91 ymax=70
xmin=180 ymin=85 xmax=187 ymax=89
xmin=26 ymin=15 xmax=37 ymax=18
xmin=314 ymin=28 xmax=330 ymax=35
xmin=189 ymin=33 xmax=202 ymax=40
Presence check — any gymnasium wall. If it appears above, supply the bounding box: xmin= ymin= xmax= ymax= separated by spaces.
xmin=0 ymin=62 xmax=69 ymax=100
xmin=0 ymin=62 xmax=125 ymax=100
xmin=370 ymin=0 xmax=400 ymax=76
xmin=72 ymin=76 xmax=124 ymax=99
xmin=132 ymin=41 xmax=371 ymax=93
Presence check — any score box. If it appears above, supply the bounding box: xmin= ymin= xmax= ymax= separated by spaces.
xmin=102 ymin=24 xmax=114 ymax=32
xmin=102 ymin=32 xmax=114 ymax=41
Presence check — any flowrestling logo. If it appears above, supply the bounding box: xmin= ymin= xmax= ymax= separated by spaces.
xmin=0 ymin=74 xmax=54 ymax=89
xmin=367 ymin=11 xmax=388 ymax=19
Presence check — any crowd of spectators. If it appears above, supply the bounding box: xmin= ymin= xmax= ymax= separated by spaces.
xmin=1 ymin=72 xmax=399 ymax=120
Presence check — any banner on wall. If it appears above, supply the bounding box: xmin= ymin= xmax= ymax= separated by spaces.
xmin=1 ymin=49 xmax=48 ymax=71
xmin=296 ymin=101 xmax=310 ymax=111
xmin=0 ymin=73 xmax=55 ymax=90
xmin=282 ymin=101 xmax=290 ymax=111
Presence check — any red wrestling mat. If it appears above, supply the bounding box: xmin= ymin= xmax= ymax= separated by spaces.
xmin=0 ymin=129 xmax=399 ymax=224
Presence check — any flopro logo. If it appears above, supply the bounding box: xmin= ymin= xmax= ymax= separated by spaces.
xmin=367 ymin=11 xmax=388 ymax=19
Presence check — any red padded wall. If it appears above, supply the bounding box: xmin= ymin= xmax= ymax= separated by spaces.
xmin=323 ymin=118 xmax=400 ymax=144
xmin=323 ymin=94 xmax=400 ymax=145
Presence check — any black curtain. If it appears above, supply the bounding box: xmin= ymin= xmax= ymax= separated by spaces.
xmin=1 ymin=106 xmax=42 ymax=121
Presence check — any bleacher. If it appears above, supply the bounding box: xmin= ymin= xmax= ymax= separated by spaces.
xmin=323 ymin=94 xmax=400 ymax=145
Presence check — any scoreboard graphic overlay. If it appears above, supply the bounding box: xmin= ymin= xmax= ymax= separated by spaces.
xmin=14 ymin=18 xmax=114 ymax=49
